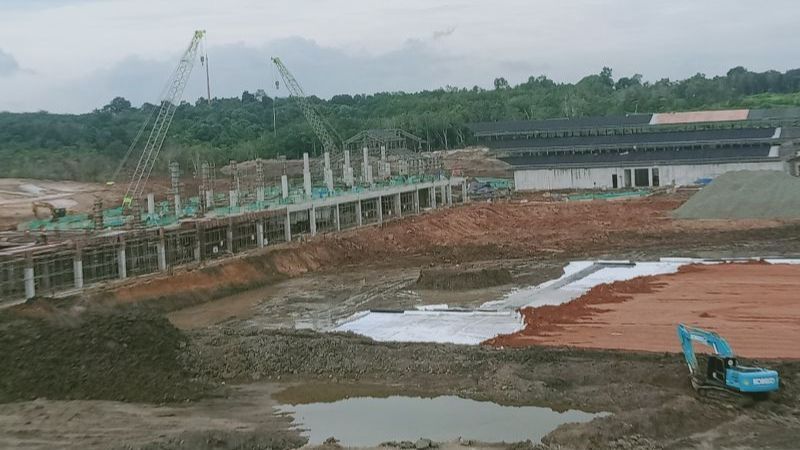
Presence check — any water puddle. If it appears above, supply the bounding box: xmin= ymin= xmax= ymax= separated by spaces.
xmin=277 ymin=394 xmax=605 ymax=446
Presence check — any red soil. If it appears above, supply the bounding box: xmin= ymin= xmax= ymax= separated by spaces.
xmin=488 ymin=262 xmax=800 ymax=359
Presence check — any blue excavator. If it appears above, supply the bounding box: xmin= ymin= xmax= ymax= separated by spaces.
xmin=677 ymin=324 xmax=779 ymax=399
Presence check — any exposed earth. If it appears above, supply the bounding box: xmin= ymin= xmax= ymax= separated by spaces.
xmin=1 ymin=188 xmax=799 ymax=449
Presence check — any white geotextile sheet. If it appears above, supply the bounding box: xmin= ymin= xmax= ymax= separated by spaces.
xmin=335 ymin=310 xmax=523 ymax=345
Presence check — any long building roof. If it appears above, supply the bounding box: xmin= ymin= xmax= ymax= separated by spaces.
xmin=500 ymin=145 xmax=775 ymax=169
xmin=469 ymin=107 xmax=800 ymax=137
xmin=489 ymin=127 xmax=778 ymax=151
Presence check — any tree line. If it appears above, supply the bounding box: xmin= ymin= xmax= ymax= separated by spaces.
xmin=1 ymin=66 xmax=800 ymax=181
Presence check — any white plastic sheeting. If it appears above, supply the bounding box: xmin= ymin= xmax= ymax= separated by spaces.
xmin=333 ymin=258 xmax=799 ymax=345
xmin=336 ymin=310 xmax=523 ymax=345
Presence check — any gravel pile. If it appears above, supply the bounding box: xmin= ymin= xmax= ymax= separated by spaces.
xmin=673 ymin=170 xmax=800 ymax=219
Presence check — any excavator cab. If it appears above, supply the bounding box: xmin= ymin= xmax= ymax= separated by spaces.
xmin=706 ymin=356 xmax=737 ymax=384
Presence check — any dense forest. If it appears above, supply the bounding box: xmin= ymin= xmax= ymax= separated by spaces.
xmin=2 ymin=66 xmax=800 ymax=181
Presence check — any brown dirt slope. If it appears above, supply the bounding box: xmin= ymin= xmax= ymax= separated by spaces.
xmin=489 ymin=262 xmax=800 ymax=359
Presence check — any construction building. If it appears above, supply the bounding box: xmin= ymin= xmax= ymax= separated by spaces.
xmin=470 ymin=108 xmax=800 ymax=191
xmin=0 ymin=154 xmax=468 ymax=302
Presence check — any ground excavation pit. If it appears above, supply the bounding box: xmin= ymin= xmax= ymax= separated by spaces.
xmin=490 ymin=262 xmax=800 ymax=359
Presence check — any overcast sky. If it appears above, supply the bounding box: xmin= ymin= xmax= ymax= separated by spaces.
xmin=1 ymin=0 xmax=799 ymax=113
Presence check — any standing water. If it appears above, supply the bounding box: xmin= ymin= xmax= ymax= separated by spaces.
xmin=277 ymin=395 xmax=605 ymax=446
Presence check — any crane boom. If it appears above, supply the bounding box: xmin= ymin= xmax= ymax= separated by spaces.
xmin=270 ymin=57 xmax=339 ymax=155
xmin=122 ymin=30 xmax=206 ymax=207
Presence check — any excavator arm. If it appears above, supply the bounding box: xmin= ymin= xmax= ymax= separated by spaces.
xmin=677 ymin=323 xmax=734 ymax=376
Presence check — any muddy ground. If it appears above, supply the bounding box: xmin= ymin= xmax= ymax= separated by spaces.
xmin=2 ymin=194 xmax=800 ymax=449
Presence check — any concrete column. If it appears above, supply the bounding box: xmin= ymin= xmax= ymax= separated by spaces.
xmin=194 ymin=224 xmax=202 ymax=262
xmin=157 ymin=239 xmax=167 ymax=271
xmin=430 ymin=186 xmax=437 ymax=209
xmin=117 ymin=245 xmax=127 ymax=280
xmin=229 ymin=190 xmax=238 ymax=209
xmin=281 ymin=174 xmax=289 ymax=200
xmin=73 ymin=251 xmax=84 ymax=289
xmin=367 ymin=165 xmax=374 ymax=186
xmin=440 ymin=185 xmax=447 ymax=207
xmin=344 ymin=150 xmax=354 ymax=187
xmin=23 ymin=255 xmax=35 ymax=299
xmin=303 ymin=152 xmax=312 ymax=198
xmin=147 ymin=193 xmax=155 ymax=215
xmin=227 ymin=224 xmax=234 ymax=253
xmin=174 ymin=194 xmax=182 ymax=217
xmin=462 ymin=180 xmax=469 ymax=203
xmin=356 ymin=200 xmax=363 ymax=226
xmin=394 ymin=193 xmax=402 ymax=218
xmin=447 ymin=184 xmax=453 ymax=206
xmin=206 ymin=191 xmax=214 ymax=210
xmin=256 ymin=188 xmax=265 ymax=203
xmin=285 ymin=210 xmax=292 ymax=242
xmin=256 ymin=222 xmax=265 ymax=248
xmin=413 ymin=189 xmax=420 ymax=213
xmin=334 ymin=204 xmax=341 ymax=231
xmin=309 ymin=207 xmax=317 ymax=236
xmin=362 ymin=147 xmax=370 ymax=183
xmin=377 ymin=197 xmax=383 ymax=224
xmin=324 ymin=152 xmax=334 ymax=191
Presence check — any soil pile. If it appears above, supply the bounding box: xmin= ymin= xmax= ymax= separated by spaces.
xmin=674 ymin=170 xmax=800 ymax=219
xmin=0 ymin=306 xmax=207 ymax=403
xmin=416 ymin=267 xmax=513 ymax=290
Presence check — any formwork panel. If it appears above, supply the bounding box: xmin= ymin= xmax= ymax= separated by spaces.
xmin=419 ymin=188 xmax=431 ymax=209
xmin=202 ymin=225 xmax=229 ymax=259
xmin=232 ymin=221 xmax=258 ymax=253
xmin=125 ymin=236 xmax=160 ymax=277
xmin=290 ymin=210 xmax=311 ymax=239
xmin=33 ymin=251 xmax=75 ymax=295
xmin=339 ymin=202 xmax=358 ymax=229
xmin=381 ymin=196 xmax=396 ymax=220
xmin=82 ymin=244 xmax=119 ymax=285
xmin=0 ymin=257 xmax=26 ymax=300
xmin=361 ymin=198 xmax=379 ymax=225
xmin=400 ymin=192 xmax=415 ymax=214
xmin=265 ymin=215 xmax=286 ymax=244
xmin=315 ymin=206 xmax=336 ymax=234
xmin=166 ymin=230 xmax=197 ymax=267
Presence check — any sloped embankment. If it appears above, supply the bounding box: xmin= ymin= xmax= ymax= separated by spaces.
xmin=674 ymin=170 xmax=800 ymax=219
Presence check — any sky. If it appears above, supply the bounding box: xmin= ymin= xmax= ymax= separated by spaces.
xmin=0 ymin=0 xmax=799 ymax=113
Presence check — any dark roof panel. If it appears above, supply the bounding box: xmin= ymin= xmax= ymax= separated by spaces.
xmin=468 ymin=114 xmax=653 ymax=135
xmin=500 ymin=145 xmax=773 ymax=168
xmin=489 ymin=128 xmax=776 ymax=151
xmin=747 ymin=107 xmax=800 ymax=121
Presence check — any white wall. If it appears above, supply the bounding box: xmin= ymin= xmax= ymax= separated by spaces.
xmin=514 ymin=161 xmax=786 ymax=191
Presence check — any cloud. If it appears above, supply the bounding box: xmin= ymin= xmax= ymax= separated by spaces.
xmin=0 ymin=49 xmax=21 ymax=77
xmin=432 ymin=27 xmax=456 ymax=40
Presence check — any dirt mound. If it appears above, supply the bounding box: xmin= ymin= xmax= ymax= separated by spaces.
xmin=0 ymin=307 xmax=207 ymax=403
xmin=673 ymin=170 xmax=800 ymax=219
xmin=415 ymin=267 xmax=513 ymax=290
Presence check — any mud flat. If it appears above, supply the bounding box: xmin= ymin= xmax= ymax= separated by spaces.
xmin=490 ymin=262 xmax=800 ymax=359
